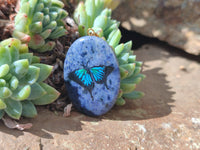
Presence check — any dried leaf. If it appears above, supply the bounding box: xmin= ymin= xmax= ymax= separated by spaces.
xmin=2 ymin=116 xmax=32 ymax=130
xmin=63 ymin=103 xmax=72 ymax=117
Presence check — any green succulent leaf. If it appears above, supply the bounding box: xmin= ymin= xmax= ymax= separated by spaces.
xmin=120 ymin=83 xmax=136 ymax=94
xmin=119 ymin=67 xmax=128 ymax=80
xmin=4 ymin=98 xmax=22 ymax=120
xmin=11 ymin=59 xmax=29 ymax=79
xmin=32 ymin=82 xmax=60 ymax=105
xmin=107 ymin=29 xmax=121 ymax=48
xmin=37 ymin=41 xmax=56 ymax=52
xmin=48 ymin=26 xmax=66 ymax=39
xmin=19 ymin=43 xmax=29 ymax=54
xmin=43 ymin=15 xmax=50 ymax=26
xmin=74 ymin=2 xmax=88 ymax=35
xmin=0 ymin=99 xmax=6 ymax=109
xmin=28 ymin=34 xmax=45 ymax=49
xmin=115 ymin=43 xmax=124 ymax=56
xmin=3 ymin=73 xmax=12 ymax=81
xmin=115 ymin=97 xmax=126 ymax=106
xmin=93 ymin=15 xmax=108 ymax=30
xmin=21 ymin=101 xmax=37 ymax=118
xmin=32 ymin=56 xmax=40 ymax=64
xmin=19 ymin=1 xmax=30 ymax=14
xmin=132 ymin=67 xmax=141 ymax=77
xmin=0 ymin=87 xmax=12 ymax=99
xmin=19 ymin=53 xmax=33 ymax=64
xmin=35 ymin=3 xmax=44 ymax=12
xmin=7 ymin=46 xmax=20 ymax=63
xmin=123 ymin=91 xmax=145 ymax=100
xmin=136 ymin=61 xmax=143 ymax=67
xmin=120 ymin=63 xmax=135 ymax=77
xmin=128 ymin=55 xmax=136 ymax=63
xmin=32 ymin=12 xmax=44 ymax=22
xmin=30 ymin=22 xmax=43 ymax=33
xmin=52 ymin=0 xmax=64 ymax=8
xmin=20 ymin=65 xmax=40 ymax=85
xmin=14 ymin=13 xmax=28 ymax=32
xmin=12 ymin=31 xmax=31 ymax=44
xmin=0 ymin=47 xmax=11 ymax=66
xmin=40 ymin=29 xmax=52 ymax=39
xmin=0 ymin=37 xmax=21 ymax=50
xmin=104 ymin=22 xmax=119 ymax=38
xmin=0 ymin=110 xmax=4 ymax=119
xmin=0 ymin=79 xmax=6 ymax=87
xmin=123 ymin=41 xmax=132 ymax=53
xmin=122 ymin=74 xmax=146 ymax=84
xmin=27 ymin=83 xmax=47 ymax=100
xmin=33 ymin=63 xmax=53 ymax=82
xmin=0 ymin=64 xmax=10 ymax=78
xmin=11 ymin=85 xmax=31 ymax=101
xmin=117 ymin=89 xmax=123 ymax=98
xmin=118 ymin=53 xmax=129 ymax=65
xmin=122 ymin=76 xmax=142 ymax=85
xmin=9 ymin=76 xmax=19 ymax=91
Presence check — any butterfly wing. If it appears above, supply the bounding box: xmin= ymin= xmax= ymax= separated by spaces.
xmin=90 ymin=66 xmax=105 ymax=83
xmin=90 ymin=66 xmax=114 ymax=86
xmin=68 ymin=69 xmax=94 ymax=90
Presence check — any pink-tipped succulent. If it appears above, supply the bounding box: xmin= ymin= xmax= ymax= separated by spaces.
xmin=0 ymin=38 xmax=60 ymax=120
xmin=13 ymin=0 xmax=68 ymax=52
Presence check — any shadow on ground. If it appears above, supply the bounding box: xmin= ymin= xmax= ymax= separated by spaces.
xmin=105 ymin=68 xmax=175 ymax=120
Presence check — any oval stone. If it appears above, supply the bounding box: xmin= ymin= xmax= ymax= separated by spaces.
xmin=64 ymin=36 xmax=120 ymax=116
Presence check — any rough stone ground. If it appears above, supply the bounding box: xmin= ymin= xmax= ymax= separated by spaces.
xmin=0 ymin=43 xmax=200 ymax=150
xmin=113 ymin=0 xmax=200 ymax=55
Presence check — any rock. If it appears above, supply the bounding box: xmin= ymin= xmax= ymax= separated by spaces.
xmin=64 ymin=36 xmax=120 ymax=116
xmin=1 ymin=44 xmax=200 ymax=149
xmin=113 ymin=0 xmax=200 ymax=55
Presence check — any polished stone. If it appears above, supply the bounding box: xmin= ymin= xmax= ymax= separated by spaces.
xmin=64 ymin=36 xmax=120 ymax=116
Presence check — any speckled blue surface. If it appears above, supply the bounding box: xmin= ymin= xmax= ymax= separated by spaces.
xmin=64 ymin=36 xmax=120 ymax=116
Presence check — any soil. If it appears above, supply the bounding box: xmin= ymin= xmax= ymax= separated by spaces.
xmin=0 ymin=42 xmax=199 ymax=150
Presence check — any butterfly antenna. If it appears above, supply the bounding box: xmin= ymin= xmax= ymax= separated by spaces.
xmin=86 ymin=60 xmax=89 ymax=67
xmin=82 ymin=60 xmax=90 ymax=68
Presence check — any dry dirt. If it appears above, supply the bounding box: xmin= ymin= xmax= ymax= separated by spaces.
xmin=0 ymin=44 xmax=199 ymax=150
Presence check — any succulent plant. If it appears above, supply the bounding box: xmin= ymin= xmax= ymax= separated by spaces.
xmin=63 ymin=0 xmax=121 ymax=10
xmin=0 ymin=38 xmax=60 ymax=120
xmin=74 ymin=0 xmax=145 ymax=105
xmin=13 ymin=0 xmax=68 ymax=52
xmin=103 ymin=0 xmax=122 ymax=10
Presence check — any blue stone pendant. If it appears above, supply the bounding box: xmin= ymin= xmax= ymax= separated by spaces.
xmin=64 ymin=36 xmax=120 ymax=116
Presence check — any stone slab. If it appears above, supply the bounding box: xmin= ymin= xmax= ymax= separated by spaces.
xmin=0 ymin=44 xmax=199 ymax=150
xmin=113 ymin=0 xmax=200 ymax=55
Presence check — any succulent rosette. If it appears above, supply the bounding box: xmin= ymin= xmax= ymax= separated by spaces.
xmin=0 ymin=38 xmax=60 ymax=120
xmin=74 ymin=0 xmax=145 ymax=105
xmin=13 ymin=0 xmax=68 ymax=52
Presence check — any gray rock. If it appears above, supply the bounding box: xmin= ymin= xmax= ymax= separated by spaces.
xmin=113 ymin=0 xmax=200 ymax=55
xmin=1 ymin=44 xmax=200 ymax=149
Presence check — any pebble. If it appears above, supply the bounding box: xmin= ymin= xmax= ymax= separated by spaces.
xmin=64 ymin=36 xmax=120 ymax=116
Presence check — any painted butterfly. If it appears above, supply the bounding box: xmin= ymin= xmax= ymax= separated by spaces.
xmin=68 ymin=66 xmax=114 ymax=100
